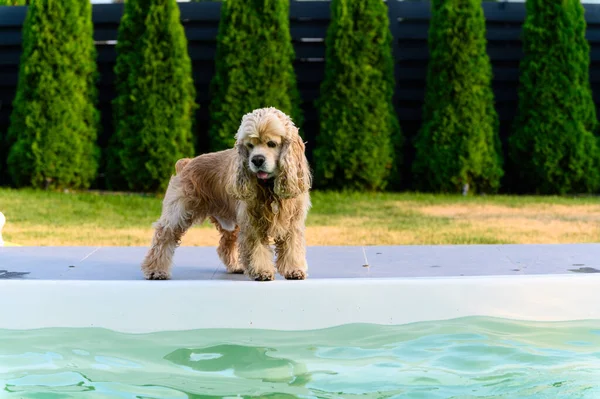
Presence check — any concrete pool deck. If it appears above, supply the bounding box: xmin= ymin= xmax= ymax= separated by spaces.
xmin=1 ymin=243 xmax=600 ymax=281
xmin=2 ymin=244 xmax=600 ymax=332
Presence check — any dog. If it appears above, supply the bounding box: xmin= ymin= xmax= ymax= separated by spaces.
xmin=141 ymin=107 xmax=312 ymax=281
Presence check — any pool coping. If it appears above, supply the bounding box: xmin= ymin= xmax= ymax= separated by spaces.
xmin=2 ymin=273 xmax=600 ymax=332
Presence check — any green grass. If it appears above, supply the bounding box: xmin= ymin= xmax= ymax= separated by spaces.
xmin=1 ymin=188 xmax=599 ymax=246
xmin=0 ymin=188 xmax=161 ymax=228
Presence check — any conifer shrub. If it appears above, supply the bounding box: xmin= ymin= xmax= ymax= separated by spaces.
xmin=313 ymin=0 xmax=401 ymax=191
xmin=106 ymin=0 xmax=197 ymax=192
xmin=509 ymin=0 xmax=600 ymax=194
xmin=5 ymin=0 xmax=100 ymax=189
xmin=208 ymin=0 xmax=302 ymax=151
xmin=412 ymin=0 xmax=503 ymax=194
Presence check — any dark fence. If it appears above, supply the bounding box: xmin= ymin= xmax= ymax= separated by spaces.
xmin=2 ymin=1 xmax=600 ymax=187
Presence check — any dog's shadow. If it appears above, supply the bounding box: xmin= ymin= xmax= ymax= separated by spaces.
xmin=0 ymin=270 xmax=30 ymax=279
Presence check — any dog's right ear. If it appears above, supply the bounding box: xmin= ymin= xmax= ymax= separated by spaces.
xmin=229 ymin=142 xmax=253 ymax=200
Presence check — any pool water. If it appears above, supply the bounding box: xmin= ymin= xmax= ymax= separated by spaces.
xmin=1 ymin=317 xmax=600 ymax=398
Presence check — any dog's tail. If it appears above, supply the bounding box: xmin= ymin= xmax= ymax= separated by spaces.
xmin=175 ymin=158 xmax=192 ymax=174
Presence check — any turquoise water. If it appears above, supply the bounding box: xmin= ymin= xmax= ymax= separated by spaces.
xmin=1 ymin=317 xmax=600 ymax=398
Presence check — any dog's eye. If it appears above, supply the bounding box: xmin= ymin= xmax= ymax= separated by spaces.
xmin=247 ymin=143 xmax=254 ymax=149
xmin=267 ymin=141 xmax=277 ymax=148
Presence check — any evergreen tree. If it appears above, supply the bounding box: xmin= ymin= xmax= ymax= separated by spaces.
xmin=572 ymin=0 xmax=597 ymax=136
xmin=106 ymin=0 xmax=197 ymax=192
xmin=105 ymin=0 xmax=147 ymax=191
xmin=208 ymin=0 xmax=302 ymax=151
xmin=313 ymin=0 xmax=401 ymax=191
xmin=509 ymin=0 xmax=599 ymax=194
xmin=5 ymin=0 xmax=100 ymax=189
xmin=412 ymin=0 xmax=503 ymax=194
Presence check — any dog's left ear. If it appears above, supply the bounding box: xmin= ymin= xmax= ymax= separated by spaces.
xmin=275 ymin=127 xmax=312 ymax=199
xmin=228 ymin=141 xmax=254 ymax=200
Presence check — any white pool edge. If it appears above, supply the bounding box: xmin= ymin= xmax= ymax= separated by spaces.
xmin=2 ymin=274 xmax=599 ymax=333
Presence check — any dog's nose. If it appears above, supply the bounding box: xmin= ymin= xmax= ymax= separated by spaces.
xmin=251 ymin=155 xmax=265 ymax=167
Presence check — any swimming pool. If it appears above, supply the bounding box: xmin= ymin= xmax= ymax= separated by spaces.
xmin=1 ymin=245 xmax=600 ymax=398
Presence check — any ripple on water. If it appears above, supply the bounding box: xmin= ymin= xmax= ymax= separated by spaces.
xmin=1 ymin=317 xmax=600 ymax=398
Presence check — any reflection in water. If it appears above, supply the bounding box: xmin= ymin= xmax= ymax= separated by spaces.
xmin=164 ymin=344 xmax=310 ymax=383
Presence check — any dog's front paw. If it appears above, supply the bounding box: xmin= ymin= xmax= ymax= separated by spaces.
xmin=144 ymin=270 xmax=171 ymax=280
xmin=250 ymin=270 xmax=275 ymax=282
xmin=284 ymin=269 xmax=307 ymax=280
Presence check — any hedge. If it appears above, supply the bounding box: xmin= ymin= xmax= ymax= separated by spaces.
xmin=1 ymin=1 xmax=599 ymax=195
xmin=313 ymin=0 xmax=401 ymax=191
xmin=208 ymin=0 xmax=302 ymax=151
xmin=412 ymin=0 xmax=503 ymax=194
xmin=509 ymin=0 xmax=600 ymax=195
xmin=3 ymin=0 xmax=100 ymax=189
xmin=105 ymin=0 xmax=197 ymax=193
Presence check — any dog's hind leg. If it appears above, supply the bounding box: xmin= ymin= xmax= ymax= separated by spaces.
xmin=209 ymin=216 xmax=243 ymax=274
xmin=141 ymin=176 xmax=196 ymax=280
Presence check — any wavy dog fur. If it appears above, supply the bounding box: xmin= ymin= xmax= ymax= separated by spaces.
xmin=141 ymin=107 xmax=312 ymax=281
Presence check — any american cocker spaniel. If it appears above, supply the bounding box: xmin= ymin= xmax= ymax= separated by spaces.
xmin=141 ymin=107 xmax=312 ymax=281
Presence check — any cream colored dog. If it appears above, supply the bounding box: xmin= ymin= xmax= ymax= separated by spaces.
xmin=141 ymin=107 xmax=312 ymax=281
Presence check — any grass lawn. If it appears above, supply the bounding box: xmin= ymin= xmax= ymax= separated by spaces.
xmin=1 ymin=188 xmax=599 ymax=246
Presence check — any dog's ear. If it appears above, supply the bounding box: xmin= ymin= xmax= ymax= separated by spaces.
xmin=275 ymin=127 xmax=312 ymax=199
xmin=229 ymin=141 xmax=254 ymax=200
xmin=175 ymin=158 xmax=191 ymax=175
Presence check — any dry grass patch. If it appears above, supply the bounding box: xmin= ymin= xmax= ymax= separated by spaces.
xmin=417 ymin=203 xmax=600 ymax=220
xmin=412 ymin=203 xmax=600 ymax=243
xmin=4 ymin=223 xmax=416 ymax=246
xmin=2 ymin=188 xmax=600 ymax=246
xmin=4 ymin=225 xmax=220 ymax=247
